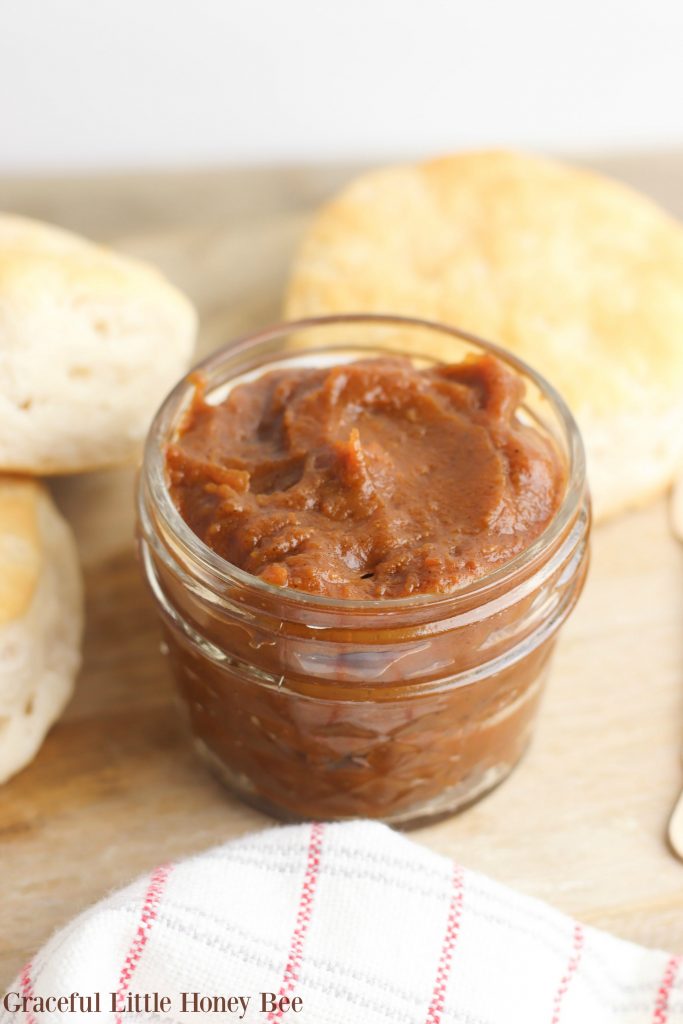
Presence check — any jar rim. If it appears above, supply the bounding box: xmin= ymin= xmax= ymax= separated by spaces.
xmin=140 ymin=313 xmax=587 ymax=613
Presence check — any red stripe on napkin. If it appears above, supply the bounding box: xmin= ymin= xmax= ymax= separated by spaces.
xmin=267 ymin=822 xmax=325 ymax=1023
xmin=424 ymin=863 xmax=466 ymax=1024
xmin=114 ymin=863 xmax=173 ymax=1024
xmin=652 ymin=954 xmax=682 ymax=1024
xmin=19 ymin=962 xmax=37 ymax=1024
xmin=550 ymin=923 xmax=585 ymax=1023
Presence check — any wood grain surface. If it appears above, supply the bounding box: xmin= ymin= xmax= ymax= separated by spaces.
xmin=1 ymin=157 xmax=683 ymax=986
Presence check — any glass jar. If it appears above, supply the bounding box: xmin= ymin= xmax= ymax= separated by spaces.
xmin=138 ymin=315 xmax=590 ymax=826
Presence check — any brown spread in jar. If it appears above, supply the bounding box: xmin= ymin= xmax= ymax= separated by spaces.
xmin=166 ymin=355 xmax=563 ymax=598
xmin=141 ymin=320 xmax=589 ymax=825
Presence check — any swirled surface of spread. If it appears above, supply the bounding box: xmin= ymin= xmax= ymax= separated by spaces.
xmin=166 ymin=355 xmax=563 ymax=599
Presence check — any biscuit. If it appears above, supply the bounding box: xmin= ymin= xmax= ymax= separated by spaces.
xmin=0 ymin=476 xmax=83 ymax=783
xmin=285 ymin=151 xmax=683 ymax=521
xmin=0 ymin=214 xmax=197 ymax=473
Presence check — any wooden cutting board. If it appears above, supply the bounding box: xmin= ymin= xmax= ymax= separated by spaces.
xmin=1 ymin=171 xmax=683 ymax=986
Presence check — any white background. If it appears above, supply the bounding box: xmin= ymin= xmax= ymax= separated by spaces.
xmin=1 ymin=0 xmax=681 ymax=173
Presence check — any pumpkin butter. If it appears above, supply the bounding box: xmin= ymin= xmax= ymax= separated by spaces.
xmin=166 ymin=354 xmax=563 ymax=599
xmin=140 ymin=317 xmax=589 ymax=825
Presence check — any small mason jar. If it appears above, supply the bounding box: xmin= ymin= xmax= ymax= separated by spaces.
xmin=138 ymin=315 xmax=590 ymax=826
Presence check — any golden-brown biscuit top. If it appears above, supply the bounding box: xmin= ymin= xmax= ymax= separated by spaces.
xmin=285 ymin=150 xmax=683 ymax=419
xmin=0 ymin=213 xmax=191 ymax=309
xmin=0 ymin=477 xmax=42 ymax=625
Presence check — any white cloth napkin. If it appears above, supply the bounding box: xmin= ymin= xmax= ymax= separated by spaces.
xmin=2 ymin=821 xmax=681 ymax=1024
